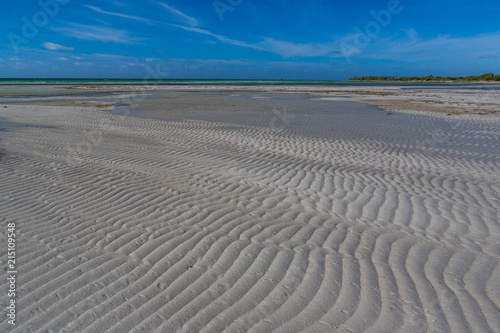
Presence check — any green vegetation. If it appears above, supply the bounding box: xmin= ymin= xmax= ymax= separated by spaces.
xmin=349 ymin=73 xmax=500 ymax=82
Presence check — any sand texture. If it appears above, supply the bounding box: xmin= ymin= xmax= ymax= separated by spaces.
xmin=0 ymin=91 xmax=499 ymax=332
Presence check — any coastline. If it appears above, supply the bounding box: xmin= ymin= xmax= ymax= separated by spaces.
xmin=348 ymin=80 xmax=500 ymax=84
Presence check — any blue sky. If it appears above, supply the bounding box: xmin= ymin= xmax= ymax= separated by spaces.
xmin=1 ymin=0 xmax=499 ymax=79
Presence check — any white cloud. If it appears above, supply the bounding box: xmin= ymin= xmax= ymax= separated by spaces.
xmin=54 ymin=24 xmax=145 ymax=44
xmin=172 ymin=22 xmax=500 ymax=66
xmin=255 ymin=38 xmax=340 ymax=58
xmin=157 ymin=2 xmax=199 ymax=26
xmin=91 ymin=53 xmax=132 ymax=60
xmin=43 ymin=42 xmax=74 ymax=50
xmin=58 ymin=57 xmax=68 ymax=61
xmin=84 ymin=5 xmax=157 ymax=24
xmin=170 ymin=24 xmax=343 ymax=58
xmin=74 ymin=62 xmax=93 ymax=66
xmin=171 ymin=24 xmax=257 ymax=50
xmin=354 ymin=30 xmax=500 ymax=62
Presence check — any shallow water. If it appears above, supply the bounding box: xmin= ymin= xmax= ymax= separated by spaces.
xmin=124 ymin=90 xmax=499 ymax=157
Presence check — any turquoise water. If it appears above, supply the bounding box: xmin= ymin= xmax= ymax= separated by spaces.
xmin=1 ymin=78 xmax=496 ymax=87
xmin=0 ymin=78 xmax=387 ymax=85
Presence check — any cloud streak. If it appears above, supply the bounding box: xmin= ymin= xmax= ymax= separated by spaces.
xmin=170 ymin=24 xmax=344 ymax=58
xmin=84 ymin=5 xmax=158 ymax=25
xmin=42 ymin=42 xmax=74 ymax=51
xmin=171 ymin=21 xmax=500 ymax=65
xmin=54 ymin=24 xmax=145 ymax=44
xmin=255 ymin=38 xmax=340 ymax=58
xmin=171 ymin=24 xmax=257 ymax=49
xmin=157 ymin=2 xmax=199 ymax=26
xmin=355 ymin=30 xmax=500 ymax=62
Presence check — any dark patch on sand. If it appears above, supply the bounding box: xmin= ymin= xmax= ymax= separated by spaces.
xmin=6 ymin=101 xmax=119 ymax=108
xmin=23 ymin=124 xmax=58 ymax=129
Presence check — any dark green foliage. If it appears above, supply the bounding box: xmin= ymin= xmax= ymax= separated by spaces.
xmin=479 ymin=73 xmax=494 ymax=81
xmin=349 ymin=73 xmax=500 ymax=82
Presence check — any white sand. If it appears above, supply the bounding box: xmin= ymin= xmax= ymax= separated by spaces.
xmin=0 ymin=90 xmax=499 ymax=332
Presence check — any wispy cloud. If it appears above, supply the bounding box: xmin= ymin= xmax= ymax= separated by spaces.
xmin=84 ymin=5 xmax=158 ymax=24
xmin=255 ymin=39 xmax=340 ymax=58
xmin=74 ymin=62 xmax=93 ymax=66
xmin=43 ymin=42 xmax=74 ymax=51
xmin=122 ymin=57 xmax=337 ymax=79
xmin=91 ymin=53 xmax=135 ymax=61
xmin=54 ymin=24 xmax=145 ymax=44
xmin=171 ymin=24 xmax=257 ymax=49
xmin=173 ymin=21 xmax=500 ymax=65
xmin=170 ymin=24 xmax=342 ymax=58
xmin=157 ymin=2 xmax=199 ymax=26
xmin=355 ymin=30 xmax=500 ymax=62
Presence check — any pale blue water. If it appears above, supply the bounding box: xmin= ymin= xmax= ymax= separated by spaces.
xmin=1 ymin=78 xmax=499 ymax=89
xmin=0 ymin=78 xmax=352 ymax=85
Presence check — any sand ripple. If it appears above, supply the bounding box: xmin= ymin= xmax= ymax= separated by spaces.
xmin=1 ymin=104 xmax=499 ymax=332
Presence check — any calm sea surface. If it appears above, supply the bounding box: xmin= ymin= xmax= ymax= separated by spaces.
xmin=1 ymin=78 xmax=499 ymax=88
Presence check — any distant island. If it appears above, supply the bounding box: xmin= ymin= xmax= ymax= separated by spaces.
xmin=349 ymin=73 xmax=500 ymax=82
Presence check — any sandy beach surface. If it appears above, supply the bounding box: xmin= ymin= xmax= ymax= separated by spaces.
xmin=1 ymin=86 xmax=499 ymax=332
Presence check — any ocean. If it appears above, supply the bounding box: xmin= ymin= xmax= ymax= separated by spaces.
xmin=1 ymin=78 xmax=499 ymax=88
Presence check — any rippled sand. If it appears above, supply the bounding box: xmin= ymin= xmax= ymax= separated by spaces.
xmin=1 ymin=89 xmax=499 ymax=332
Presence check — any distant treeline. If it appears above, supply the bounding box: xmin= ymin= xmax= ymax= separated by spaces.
xmin=349 ymin=73 xmax=500 ymax=82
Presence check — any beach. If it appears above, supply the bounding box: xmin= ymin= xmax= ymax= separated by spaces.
xmin=1 ymin=85 xmax=499 ymax=332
